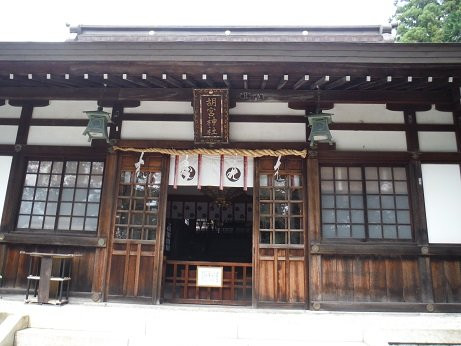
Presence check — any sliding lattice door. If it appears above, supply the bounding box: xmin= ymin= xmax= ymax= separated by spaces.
xmin=107 ymin=154 xmax=168 ymax=301
xmin=254 ymin=157 xmax=307 ymax=306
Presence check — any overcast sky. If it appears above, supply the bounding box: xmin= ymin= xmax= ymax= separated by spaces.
xmin=0 ymin=0 xmax=396 ymax=41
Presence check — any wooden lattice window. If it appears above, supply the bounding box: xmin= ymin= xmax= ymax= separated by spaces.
xmin=114 ymin=170 xmax=162 ymax=241
xmin=320 ymin=166 xmax=412 ymax=240
xmin=259 ymin=173 xmax=304 ymax=245
xmin=17 ymin=160 xmax=104 ymax=232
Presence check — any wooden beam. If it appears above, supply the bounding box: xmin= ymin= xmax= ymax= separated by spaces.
xmin=0 ymin=145 xmax=14 ymax=155
xmin=120 ymin=74 xmax=151 ymax=88
xmin=293 ymin=75 xmax=310 ymax=90
xmin=425 ymin=76 xmax=454 ymax=91
xmin=0 ymin=233 xmax=105 ymax=247
xmin=141 ymin=74 xmax=168 ymax=88
xmin=324 ymin=76 xmax=350 ymax=90
xmin=182 ymin=74 xmax=198 ymax=88
xmin=82 ymin=74 xmax=105 ymax=88
xmin=311 ymin=76 xmax=330 ymax=89
xmin=162 ymin=74 xmax=183 ymax=88
xmin=121 ymin=113 xmax=307 ymax=123
xmin=104 ymin=75 xmax=131 ymax=88
xmin=109 ymin=104 xmax=123 ymax=140
xmin=386 ymin=103 xmax=432 ymax=112
xmin=29 ymin=119 xmax=87 ymax=126
xmin=20 ymin=145 xmax=106 ymax=158
xmin=242 ymin=74 xmax=248 ymax=90
xmin=404 ymin=111 xmax=419 ymax=152
xmin=385 ymin=76 xmax=413 ymax=90
xmin=51 ymin=74 xmax=85 ymax=88
xmin=120 ymin=113 xmax=191 ymax=121
xmin=97 ymin=100 xmax=140 ymax=108
xmin=222 ymin=74 xmax=231 ymax=88
xmin=16 ymin=105 xmax=33 ymax=144
xmin=344 ymin=76 xmax=372 ymax=90
xmin=201 ymin=74 xmax=214 ymax=87
xmin=117 ymin=139 xmax=308 ymax=150
xmin=8 ymin=100 xmax=49 ymax=108
xmin=260 ymin=75 xmax=269 ymax=90
xmin=419 ymin=152 xmax=461 ymax=162
xmin=277 ymin=75 xmax=289 ymax=90
xmin=0 ymin=119 xmax=19 ymax=126
xmin=359 ymin=76 xmax=392 ymax=90
xmin=0 ymin=87 xmax=452 ymax=104
xmin=310 ymin=242 xmax=421 ymax=256
xmin=33 ymin=74 xmax=73 ymax=89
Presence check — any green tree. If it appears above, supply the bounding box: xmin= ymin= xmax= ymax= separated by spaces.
xmin=392 ymin=0 xmax=461 ymax=42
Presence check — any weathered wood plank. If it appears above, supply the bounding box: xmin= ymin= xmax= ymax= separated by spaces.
xmin=353 ymin=257 xmax=370 ymax=302
xmin=310 ymin=254 xmax=322 ymax=301
xmin=443 ymin=259 xmax=461 ymax=303
xmin=321 ymin=256 xmax=337 ymax=301
xmin=401 ymin=258 xmax=420 ymax=302
xmin=386 ymin=258 xmax=404 ymax=302
xmin=369 ymin=257 xmax=387 ymax=302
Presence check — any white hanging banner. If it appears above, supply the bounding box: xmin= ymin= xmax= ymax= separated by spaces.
xmin=223 ymin=156 xmax=254 ymax=188
xmin=202 ymin=155 xmax=221 ymax=187
xmin=169 ymin=154 xmax=199 ymax=186
xmin=169 ymin=155 xmax=253 ymax=188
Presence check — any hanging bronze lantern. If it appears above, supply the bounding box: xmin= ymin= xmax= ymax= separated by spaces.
xmin=82 ymin=107 xmax=111 ymax=143
xmin=307 ymin=113 xmax=333 ymax=148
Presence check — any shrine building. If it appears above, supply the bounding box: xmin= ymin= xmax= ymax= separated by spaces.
xmin=0 ymin=25 xmax=460 ymax=312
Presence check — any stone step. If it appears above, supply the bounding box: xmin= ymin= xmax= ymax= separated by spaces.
xmin=15 ymin=328 xmax=367 ymax=346
xmin=14 ymin=328 xmax=129 ymax=346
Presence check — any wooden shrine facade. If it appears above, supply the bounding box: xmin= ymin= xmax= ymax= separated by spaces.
xmin=0 ymin=28 xmax=461 ymax=311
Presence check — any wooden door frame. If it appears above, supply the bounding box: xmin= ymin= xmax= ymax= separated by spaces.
xmin=153 ymin=155 xmax=170 ymax=304
xmin=103 ymin=152 xmax=169 ymax=303
xmin=252 ymin=156 xmax=308 ymax=307
xmin=252 ymin=158 xmax=260 ymax=307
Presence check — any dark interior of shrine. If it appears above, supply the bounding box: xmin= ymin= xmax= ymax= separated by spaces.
xmin=165 ymin=186 xmax=253 ymax=263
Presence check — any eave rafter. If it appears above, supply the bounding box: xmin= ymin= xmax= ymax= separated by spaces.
xmin=0 ymin=57 xmax=459 ymax=102
xmin=0 ymin=87 xmax=453 ymax=105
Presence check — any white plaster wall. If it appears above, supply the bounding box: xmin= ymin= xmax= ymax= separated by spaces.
xmin=422 ymin=164 xmax=461 ymax=244
xmin=331 ymin=104 xmax=404 ymax=123
xmin=231 ymin=103 xmax=304 ymax=115
xmin=416 ymin=107 xmax=454 ymax=124
xmin=27 ymin=126 xmax=90 ymax=146
xmin=230 ymin=123 xmax=305 ymax=142
xmin=129 ymin=101 xmax=192 ymax=114
xmin=0 ymin=156 xmax=12 ymax=222
xmin=0 ymin=102 xmax=21 ymax=118
xmin=0 ymin=126 xmax=18 ymax=144
xmin=32 ymin=101 xmax=109 ymax=119
xmin=418 ymin=132 xmax=458 ymax=152
xmin=331 ymin=130 xmax=407 ymax=151
xmin=121 ymin=121 xmax=194 ymax=140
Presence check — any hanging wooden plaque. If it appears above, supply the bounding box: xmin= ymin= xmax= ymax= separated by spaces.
xmin=193 ymin=88 xmax=229 ymax=144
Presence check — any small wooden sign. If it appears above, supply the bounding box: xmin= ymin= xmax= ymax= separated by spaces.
xmin=193 ymin=88 xmax=229 ymax=144
xmin=197 ymin=266 xmax=223 ymax=287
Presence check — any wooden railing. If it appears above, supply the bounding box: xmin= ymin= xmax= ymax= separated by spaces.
xmin=162 ymin=260 xmax=252 ymax=305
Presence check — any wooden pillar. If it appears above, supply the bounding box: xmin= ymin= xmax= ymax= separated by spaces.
xmin=307 ymin=151 xmax=321 ymax=308
xmin=152 ymin=155 xmax=170 ymax=304
xmin=98 ymin=100 xmax=140 ymax=143
xmin=403 ymin=107 xmax=434 ymax=303
xmin=452 ymin=87 xmax=461 ymax=153
xmin=93 ymin=150 xmax=119 ymax=302
xmin=0 ymin=101 xmax=47 ymax=276
xmin=251 ymin=158 xmax=260 ymax=307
